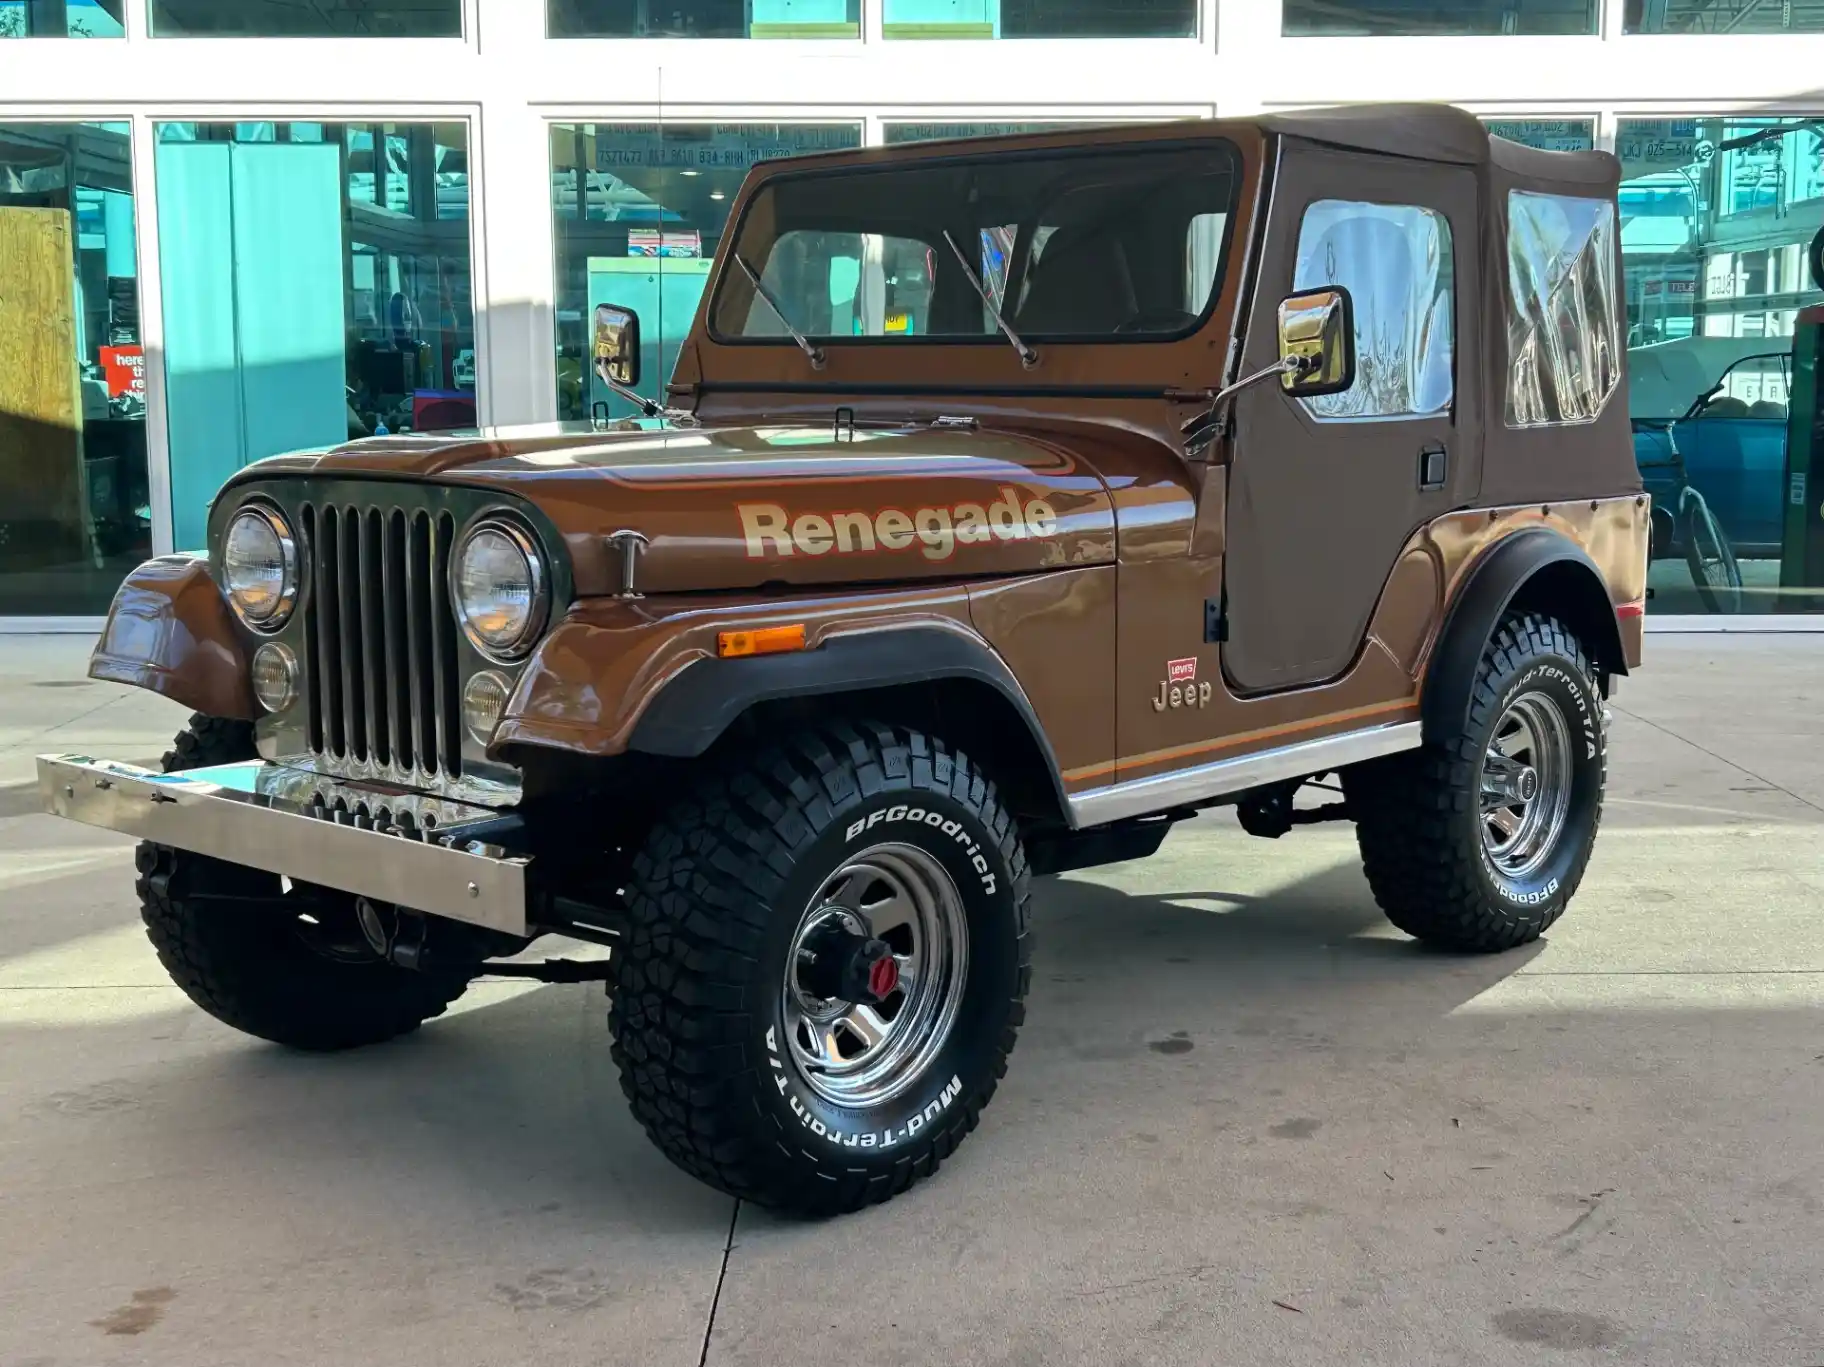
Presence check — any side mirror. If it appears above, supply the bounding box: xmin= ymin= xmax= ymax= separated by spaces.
xmin=592 ymin=304 xmax=641 ymax=389
xmin=1277 ymin=286 xmax=1355 ymax=398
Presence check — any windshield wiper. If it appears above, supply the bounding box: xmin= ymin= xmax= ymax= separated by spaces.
xmin=942 ymin=230 xmax=1038 ymax=369
xmin=733 ymin=253 xmax=826 ymax=371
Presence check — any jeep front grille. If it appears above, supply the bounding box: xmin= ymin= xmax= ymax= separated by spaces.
xmin=299 ymin=502 xmax=464 ymax=781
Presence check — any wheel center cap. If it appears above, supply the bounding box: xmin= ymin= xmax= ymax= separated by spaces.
xmin=1515 ymin=767 xmax=1540 ymax=803
xmin=795 ymin=914 xmax=898 ymax=1006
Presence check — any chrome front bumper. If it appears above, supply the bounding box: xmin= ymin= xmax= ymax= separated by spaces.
xmin=36 ymin=755 xmax=530 ymax=935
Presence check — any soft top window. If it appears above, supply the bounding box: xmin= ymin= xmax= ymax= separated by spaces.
xmin=1506 ymin=190 xmax=1623 ymax=428
xmin=710 ymin=142 xmax=1238 ymax=344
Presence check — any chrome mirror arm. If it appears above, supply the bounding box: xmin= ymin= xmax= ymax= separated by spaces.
xmin=1179 ymin=355 xmax=1306 ymax=435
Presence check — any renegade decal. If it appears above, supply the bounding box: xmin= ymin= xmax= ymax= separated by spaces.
xmin=738 ymin=487 xmax=1059 ymax=563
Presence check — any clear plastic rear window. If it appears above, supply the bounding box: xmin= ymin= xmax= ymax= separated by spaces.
xmin=1506 ymin=190 xmax=1623 ymax=428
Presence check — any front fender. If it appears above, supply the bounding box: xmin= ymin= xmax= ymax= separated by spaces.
xmin=87 ymin=554 xmax=258 ymax=721
xmin=493 ymin=593 xmax=1071 ymax=818
xmin=495 ymin=587 xmax=986 ymax=761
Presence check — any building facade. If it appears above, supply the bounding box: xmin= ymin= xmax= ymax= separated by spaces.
xmin=4 ymin=0 xmax=1824 ymax=625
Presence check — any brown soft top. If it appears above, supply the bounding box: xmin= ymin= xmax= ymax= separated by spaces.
xmin=746 ymin=103 xmax=1619 ymax=192
xmin=1259 ymin=103 xmax=1619 ymax=189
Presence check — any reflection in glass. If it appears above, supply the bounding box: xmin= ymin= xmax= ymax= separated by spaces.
xmin=1625 ymin=0 xmax=1824 ymax=32
xmin=154 ymin=122 xmax=476 ymax=552
xmin=150 ymin=0 xmax=459 ymax=35
xmin=1284 ymin=0 xmax=1594 ymax=34
xmin=1619 ymin=117 xmax=1824 ymax=614
xmin=549 ymin=123 xmax=863 ymax=421
xmin=0 ymin=0 xmax=123 ymax=36
xmin=1292 ymin=201 xmax=1454 ymax=419
xmin=882 ymin=0 xmax=1194 ymax=37
xmin=0 ymin=122 xmax=145 ymax=614
xmin=549 ymin=0 xmax=859 ymax=37
xmin=1485 ymin=119 xmax=1595 ymax=153
xmin=1506 ymin=192 xmax=1622 ymax=428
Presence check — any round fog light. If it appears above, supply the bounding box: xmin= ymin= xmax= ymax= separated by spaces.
xmin=250 ymin=642 xmax=298 ymax=714
xmin=462 ymin=670 xmax=512 ymax=745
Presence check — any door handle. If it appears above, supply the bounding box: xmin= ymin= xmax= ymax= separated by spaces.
xmin=1419 ymin=442 xmax=1448 ymax=493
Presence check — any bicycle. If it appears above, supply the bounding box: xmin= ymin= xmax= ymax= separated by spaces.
xmin=1634 ymin=417 xmax=1743 ymax=614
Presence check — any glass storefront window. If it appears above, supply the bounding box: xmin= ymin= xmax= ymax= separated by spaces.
xmin=549 ymin=122 xmax=862 ymax=420
xmin=883 ymin=122 xmax=1102 ymax=144
xmin=1619 ymin=117 xmax=1824 ymax=614
xmin=155 ymin=121 xmax=476 ymax=552
xmin=0 ymin=122 xmax=145 ymax=615
xmin=1625 ymin=0 xmax=1824 ymax=33
xmin=882 ymin=0 xmax=1195 ymax=38
xmin=149 ymin=0 xmax=459 ymax=36
xmin=0 ymin=0 xmax=122 ymax=34
xmin=1486 ymin=119 xmax=1595 ymax=153
xmin=549 ymin=1 xmax=860 ymax=38
xmin=1284 ymin=0 xmax=1594 ymax=35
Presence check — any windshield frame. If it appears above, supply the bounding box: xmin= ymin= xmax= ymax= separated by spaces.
xmin=704 ymin=135 xmax=1245 ymax=353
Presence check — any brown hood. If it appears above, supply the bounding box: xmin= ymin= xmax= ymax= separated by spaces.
xmin=234 ymin=421 xmax=1118 ymax=595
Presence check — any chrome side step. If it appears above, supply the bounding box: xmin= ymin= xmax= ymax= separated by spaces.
xmin=1066 ymin=721 xmax=1421 ymax=829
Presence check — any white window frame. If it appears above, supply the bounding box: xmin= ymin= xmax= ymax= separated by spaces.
xmin=7 ymin=0 xmax=1824 ymax=628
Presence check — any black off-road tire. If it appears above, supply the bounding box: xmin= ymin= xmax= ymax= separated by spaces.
xmin=137 ymin=713 xmax=470 ymax=1051
xmin=611 ymin=721 xmax=1032 ymax=1216
xmin=1345 ymin=614 xmax=1607 ymax=952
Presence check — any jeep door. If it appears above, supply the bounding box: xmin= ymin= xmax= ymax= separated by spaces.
xmin=1223 ymin=146 xmax=1482 ymax=694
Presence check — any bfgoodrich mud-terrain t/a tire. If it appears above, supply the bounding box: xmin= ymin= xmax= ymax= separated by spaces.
xmin=1346 ymin=614 xmax=1607 ymax=952
xmin=138 ymin=714 xmax=471 ymax=1051
xmin=611 ymin=721 xmax=1031 ymax=1215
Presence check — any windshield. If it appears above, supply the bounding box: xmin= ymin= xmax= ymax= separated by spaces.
xmin=710 ymin=141 xmax=1238 ymax=344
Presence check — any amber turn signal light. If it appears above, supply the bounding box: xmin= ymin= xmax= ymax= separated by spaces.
xmin=717 ymin=624 xmax=807 ymax=659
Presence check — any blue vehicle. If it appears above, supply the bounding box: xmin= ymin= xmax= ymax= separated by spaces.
xmin=1630 ymin=338 xmax=1791 ymax=612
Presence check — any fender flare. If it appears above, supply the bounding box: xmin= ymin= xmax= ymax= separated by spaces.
xmin=626 ymin=625 xmax=1072 ymax=817
xmin=1421 ymin=528 xmax=1627 ymax=747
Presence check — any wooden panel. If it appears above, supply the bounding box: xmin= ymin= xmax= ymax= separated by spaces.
xmin=0 ymin=206 xmax=88 ymax=572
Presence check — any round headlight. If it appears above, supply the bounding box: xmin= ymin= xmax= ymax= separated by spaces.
xmin=223 ymin=505 xmax=297 ymax=629
xmin=453 ymin=519 xmax=547 ymax=660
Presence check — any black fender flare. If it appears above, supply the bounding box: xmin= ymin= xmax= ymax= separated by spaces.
xmin=1421 ymin=528 xmax=1627 ymax=747
xmin=626 ymin=625 xmax=1072 ymax=817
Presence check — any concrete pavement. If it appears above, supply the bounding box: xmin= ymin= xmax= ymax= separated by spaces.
xmin=2 ymin=635 xmax=1822 ymax=1366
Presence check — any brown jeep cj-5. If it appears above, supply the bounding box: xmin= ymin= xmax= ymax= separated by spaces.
xmin=39 ymin=105 xmax=1647 ymax=1214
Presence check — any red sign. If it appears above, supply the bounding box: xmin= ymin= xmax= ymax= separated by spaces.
xmin=99 ymin=345 xmax=145 ymax=401
xmin=1168 ymin=658 xmax=1198 ymax=684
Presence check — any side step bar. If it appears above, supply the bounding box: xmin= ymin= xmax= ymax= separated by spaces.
xmin=1065 ymin=721 xmax=1421 ymax=829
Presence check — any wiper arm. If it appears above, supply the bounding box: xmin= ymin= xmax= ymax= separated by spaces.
xmin=734 ymin=253 xmax=826 ymax=371
xmin=943 ymin=229 xmax=1038 ymax=369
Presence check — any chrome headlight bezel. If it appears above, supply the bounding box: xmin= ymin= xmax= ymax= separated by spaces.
xmin=222 ymin=502 xmax=299 ymax=631
xmin=450 ymin=516 xmax=550 ymax=663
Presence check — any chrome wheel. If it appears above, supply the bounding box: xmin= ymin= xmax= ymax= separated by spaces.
xmin=1479 ymin=690 xmax=1574 ymax=880
xmin=782 ymin=844 xmax=969 ymax=1109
